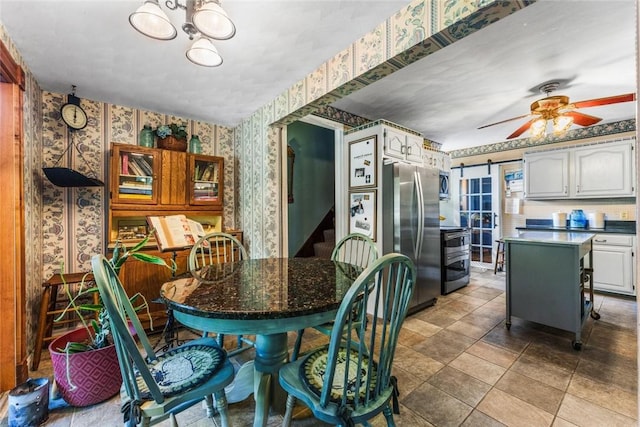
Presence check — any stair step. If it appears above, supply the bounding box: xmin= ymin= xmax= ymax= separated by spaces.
xmin=313 ymin=242 xmax=334 ymax=259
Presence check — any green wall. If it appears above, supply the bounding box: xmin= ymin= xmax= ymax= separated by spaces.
xmin=287 ymin=121 xmax=335 ymax=256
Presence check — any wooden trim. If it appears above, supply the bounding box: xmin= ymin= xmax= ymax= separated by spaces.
xmin=0 ymin=41 xmax=25 ymax=90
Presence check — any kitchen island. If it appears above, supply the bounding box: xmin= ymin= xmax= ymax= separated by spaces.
xmin=504 ymin=231 xmax=598 ymax=350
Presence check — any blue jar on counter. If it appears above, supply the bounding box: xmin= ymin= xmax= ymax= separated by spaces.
xmin=570 ymin=209 xmax=587 ymax=228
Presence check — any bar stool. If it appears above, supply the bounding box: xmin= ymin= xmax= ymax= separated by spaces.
xmin=31 ymin=272 xmax=97 ymax=371
xmin=494 ymin=239 xmax=505 ymax=274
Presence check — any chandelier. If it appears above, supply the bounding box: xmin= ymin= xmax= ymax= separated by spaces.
xmin=129 ymin=0 xmax=235 ymax=67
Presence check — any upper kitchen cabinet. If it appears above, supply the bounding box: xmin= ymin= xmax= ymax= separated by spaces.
xmin=573 ymin=141 xmax=634 ymax=197
xmin=380 ymin=121 xmax=424 ymax=165
xmin=523 ymin=139 xmax=635 ymax=199
xmin=423 ymin=147 xmax=451 ymax=171
xmin=523 ymin=150 xmax=570 ymax=199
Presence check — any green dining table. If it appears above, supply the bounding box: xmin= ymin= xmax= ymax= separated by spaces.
xmin=160 ymin=257 xmax=362 ymax=427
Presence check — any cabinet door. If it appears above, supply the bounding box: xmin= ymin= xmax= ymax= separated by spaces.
xmin=405 ymin=133 xmax=424 ymax=164
xmin=111 ymin=144 xmax=159 ymax=205
xmin=592 ymin=244 xmax=634 ymax=295
xmin=383 ymin=127 xmax=406 ymax=161
xmin=523 ymin=151 xmax=570 ymax=199
xmin=573 ymin=141 xmax=634 ymax=197
xmin=188 ymin=154 xmax=224 ymax=206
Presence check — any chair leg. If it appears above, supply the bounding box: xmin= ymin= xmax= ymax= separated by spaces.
xmin=216 ymin=333 xmax=225 ymax=348
xmin=282 ymin=394 xmax=296 ymax=427
xmin=170 ymin=413 xmax=178 ymax=427
xmin=382 ymin=404 xmax=396 ymax=426
xmin=290 ymin=329 xmax=304 ymax=362
xmin=214 ymin=390 xmax=232 ymax=427
xmin=31 ymin=286 xmax=52 ymax=370
xmin=204 ymin=394 xmax=215 ymax=418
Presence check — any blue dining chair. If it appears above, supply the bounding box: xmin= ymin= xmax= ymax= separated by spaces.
xmin=188 ymin=231 xmax=254 ymax=356
xmin=91 ymin=254 xmax=235 ymax=427
xmin=279 ymin=252 xmax=416 ymax=427
xmin=291 ymin=232 xmax=378 ymax=361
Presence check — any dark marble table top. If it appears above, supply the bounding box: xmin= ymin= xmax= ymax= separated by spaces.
xmin=160 ymin=258 xmax=362 ymax=321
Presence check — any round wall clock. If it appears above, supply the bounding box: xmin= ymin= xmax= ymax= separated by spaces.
xmin=60 ymin=92 xmax=88 ymax=130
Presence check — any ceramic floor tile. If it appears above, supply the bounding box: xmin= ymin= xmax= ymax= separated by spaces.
xmin=415 ymin=307 xmax=465 ymax=328
xmin=567 ymin=374 xmax=638 ymax=420
xmin=521 ymin=340 xmax=581 ymax=372
xmin=465 ymin=340 xmax=518 ymax=369
xmin=510 ymin=354 xmax=573 ymax=391
xmin=495 ymin=370 xmax=565 ymax=414
xmin=393 ymin=344 xmax=445 ymax=382
xmin=556 ymin=393 xmax=637 ymax=427
xmin=427 ymin=366 xmax=491 ymax=407
xmin=461 ymin=410 xmax=506 ymax=427
xmin=412 ymin=329 xmax=477 ymax=364
xmin=402 ymin=316 xmax=443 ymax=337
xmin=448 ymin=352 xmax=506 ymax=385
xmin=477 ymin=388 xmax=554 ymax=427
xmin=446 ymin=318 xmax=493 ymax=340
xmin=575 ymin=347 xmax=637 ymax=394
xmin=402 ymin=382 xmax=473 ymax=427
xmin=586 ymin=322 xmax=637 ymax=359
xmin=551 ymin=418 xmax=580 ymax=427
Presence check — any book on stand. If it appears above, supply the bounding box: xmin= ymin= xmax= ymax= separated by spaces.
xmin=147 ymin=214 xmax=207 ymax=252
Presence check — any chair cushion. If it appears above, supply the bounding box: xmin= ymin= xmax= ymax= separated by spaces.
xmin=144 ymin=344 xmax=225 ymax=396
xmin=300 ymin=346 xmax=377 ymax=404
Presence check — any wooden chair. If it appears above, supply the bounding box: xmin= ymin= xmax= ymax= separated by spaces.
xmin=291 ymin=233 xmax=378 ymax=361
xmin=91 ymin=254 xmax=235 ymax=427
xmin=279 ymin=253 xmax=416 ymax=426
xmin=188 ymin=232 xmax=253 ymax=356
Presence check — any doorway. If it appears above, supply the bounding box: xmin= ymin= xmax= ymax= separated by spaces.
xmin=451 ymin=164 xmax=501 ymax=269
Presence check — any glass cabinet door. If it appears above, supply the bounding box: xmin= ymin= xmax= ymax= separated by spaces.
xmin=189 ymin=154 xmax=224 ymax=206
xmin=112 ymin=144 xmax=159 ymax=205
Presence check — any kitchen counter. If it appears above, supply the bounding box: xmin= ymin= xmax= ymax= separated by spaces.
xmin=506 ymin=231 xmax=595 ymax=245
xmin=517 ymin=219 xmax=635 ymax=235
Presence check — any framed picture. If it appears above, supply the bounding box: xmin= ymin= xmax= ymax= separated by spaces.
xmin=348 ymin=190 xmax=376 ymax=241
xmin=349 ymin=136 xmax=377 ymax=188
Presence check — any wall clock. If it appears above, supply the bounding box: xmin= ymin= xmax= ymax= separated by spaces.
xmin=60 ymin=86 xmax=88 ymax=130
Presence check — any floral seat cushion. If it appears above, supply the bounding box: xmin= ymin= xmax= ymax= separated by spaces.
xmin=300 ymin=346 xmax=377 ymax=404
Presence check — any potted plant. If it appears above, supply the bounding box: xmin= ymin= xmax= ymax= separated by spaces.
xmin=155 ymin=123 xmax=188 ymax=152
xmin=49 ymin=234 xmax=175 ymax=407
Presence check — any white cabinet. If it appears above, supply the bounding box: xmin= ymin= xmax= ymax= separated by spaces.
xmin=523 ymin=140 xmax=635 ymax=199
xmin=573 ymin=142 xmax=634 ymax=197
xmin=523 ymin=150 xmax=570 ymax=198
xmin=423 ymin=149 xmax=451 ymax=171
xmin=382 ymin=126 xmax=423 ymax=165
xmin=590 ymin=234 xmax=635 ymax=296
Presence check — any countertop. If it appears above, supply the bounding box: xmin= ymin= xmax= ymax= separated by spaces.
xmin=504 ymin=231 xmax=595 ymax=245
xmin=517 ymin=219 xmax=635 ymax=235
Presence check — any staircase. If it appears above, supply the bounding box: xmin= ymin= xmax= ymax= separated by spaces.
xmin=313 ymin=228 xmax=335 ymax=259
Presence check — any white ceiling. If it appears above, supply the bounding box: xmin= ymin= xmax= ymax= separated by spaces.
xmin=0 ymin=1 xmax=637 ymax=152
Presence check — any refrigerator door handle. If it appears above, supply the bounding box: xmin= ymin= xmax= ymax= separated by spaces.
xmin=414 ymin=170 xmax=425 ymax=257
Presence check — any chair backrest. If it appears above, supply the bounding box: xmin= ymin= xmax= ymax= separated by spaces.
xmin=331 ymin=233 xmax=378 ymax=269
xmin=91 ymin=254 xmax=166 ymax=404
xmin=319 ymin=253 xmax=415 ymax=414
xmin=188 ymin=232 xmax=248 ymax=271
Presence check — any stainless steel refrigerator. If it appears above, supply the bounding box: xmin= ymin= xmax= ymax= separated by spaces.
xmin=382 ymin=163 xmax=441 ymax=314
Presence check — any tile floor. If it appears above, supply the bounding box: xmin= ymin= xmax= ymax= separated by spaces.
xmin=1 ymin=267 xmax=637 ymax=426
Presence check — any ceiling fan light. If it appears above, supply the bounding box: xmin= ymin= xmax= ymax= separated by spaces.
xmin=186 ymin=37 xmax=223 ymax=67
xmin=530 ymin=118 xmax=547 ymax=138
xmin=129 ymin=0 xmax=177 ymax=40
xmin=193 ymin=0 xmax=236 ymax=40
xmin=553 ymin=115 xmax=574 ymax=134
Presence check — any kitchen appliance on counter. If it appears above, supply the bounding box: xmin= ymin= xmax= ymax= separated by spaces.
xmin=588 ymin=212 xmax=605 ymax=229
xmin=440 ymin=226 xmax=471 ymax=294
xmin=552 ymin=212 xmax=567 ymax=228
xmin=570 ymin=209 xmax=587 ymax=228
xmin=382 ymin=163 xmax=440 ymax=314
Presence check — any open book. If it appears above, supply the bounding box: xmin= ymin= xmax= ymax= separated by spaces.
xmin=147 ymin=215 xmax=207 ymax=252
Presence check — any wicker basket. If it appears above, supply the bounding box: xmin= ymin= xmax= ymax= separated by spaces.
xmin=157 ymin=135 xmax=187 ymax=152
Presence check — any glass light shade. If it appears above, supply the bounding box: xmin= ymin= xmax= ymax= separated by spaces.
xmin=530 ymin=118 xmax=547 ymax=138
xmin=186 ymin=37 xmax=223 ymax=67
xmin=553 ymin=115 xmax=574 ymax=135
xmin=129 ymin=0 xmax=177 ymax=40
xmin=192 ymin=1 xmax=236 ymax=40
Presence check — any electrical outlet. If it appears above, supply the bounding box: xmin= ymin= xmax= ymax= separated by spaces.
xmin=621 ymin=211 xmax=629 ymax=220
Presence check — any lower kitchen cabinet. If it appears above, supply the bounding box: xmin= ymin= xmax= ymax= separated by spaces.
xmin=590 ymin=234 xmax=635 ymax=296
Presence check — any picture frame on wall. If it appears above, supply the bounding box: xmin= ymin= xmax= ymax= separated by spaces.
xmin=348 ymin=190 xmax=376 ymax=241
xmin=349 ymin=136 xmax=377 ymax=188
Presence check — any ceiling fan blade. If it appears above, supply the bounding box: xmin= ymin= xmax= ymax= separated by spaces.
xmin=507 ymin=119 xmax=534 ymax=139
xmin=572 ymin=93 xmax=636 ymax=109
xmin=563 ymin=111 xmax=602 ymax=127
xmin=477 ymin=113 xmax=530 ymax=130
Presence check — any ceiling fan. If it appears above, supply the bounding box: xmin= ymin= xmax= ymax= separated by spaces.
xmin=478 ymin=82 xmax=636 ymax=139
